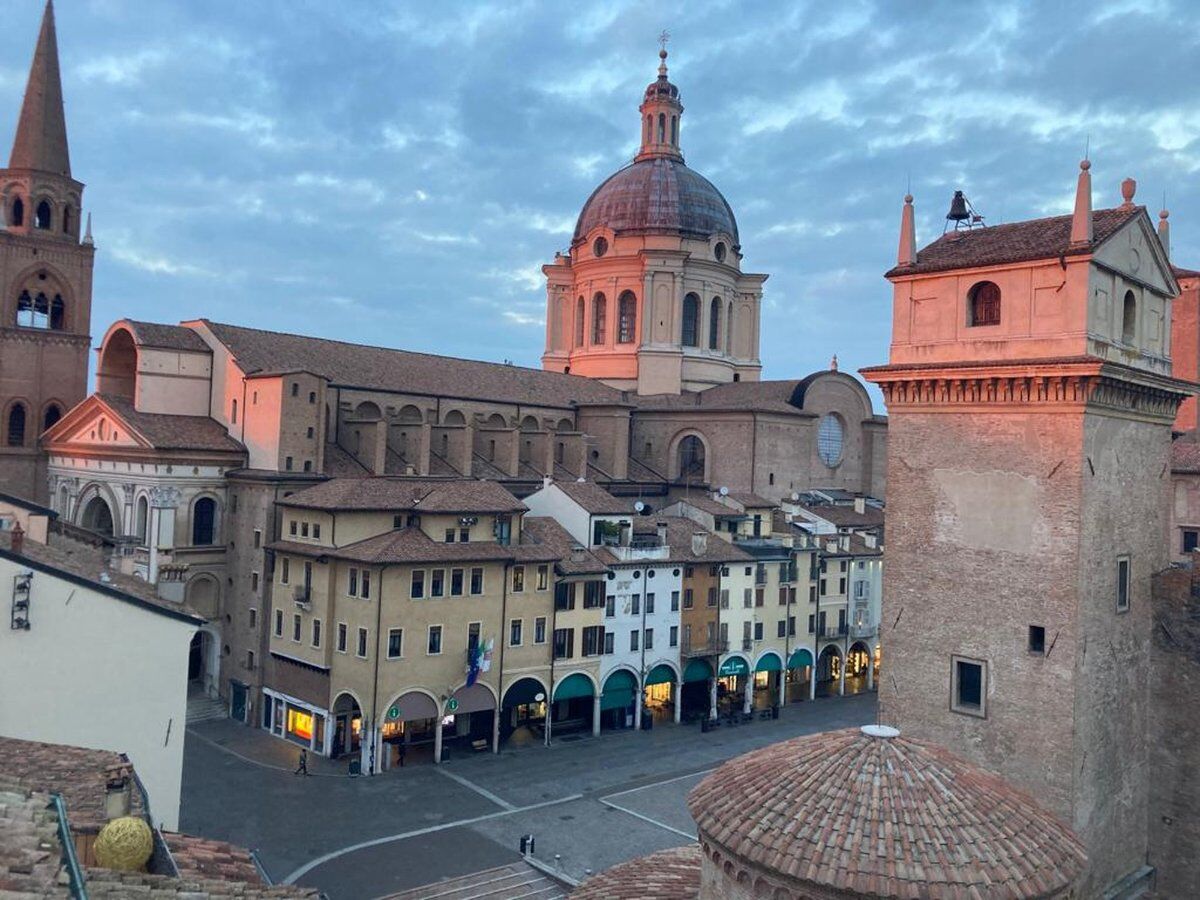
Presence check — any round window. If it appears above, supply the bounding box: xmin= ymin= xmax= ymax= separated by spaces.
xmin=817 ymin=414 xmax=844 ymax=467
xmin=714 ymin=242 xmax=726 ymax=262
xmin=593 ymin=236 xmax=608 ymax=258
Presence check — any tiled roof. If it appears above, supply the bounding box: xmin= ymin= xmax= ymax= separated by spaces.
xmin=276 ymin=531 xmax=517 ymax=566
xmin=0 ymin=737 xmax=140 ymax=829
xmin=572 ymin=845 xmax=700 ymax=899
xmin=1171 ymin=439 xmax=1200 ymax=474
xmin=521 ymin=517 xmax=610 ymax=576
xmin=0 ymin=530 xmax=205 ymax=624
xmin=163 ymin=832 xmax=264 ymax=884
xmin=595 ymin=517 xmax=752 ymax=566
xmin=1172 ymin=264 xmax=1200 ymax=279
xmin=201 ymin=320 xmax=625 ymax=408
xmin=96 ymin=394 xmax=245 ymax=454
xmin=887 ymin=206 xmax=1143 ymax=277
xmin=726 ymin=491 xmax=774 ymax=509
xmin=634 ymin=379 xmax=809 ymax=415
xmin=553 ymin=479 xmax=638 ymax=514
xmin=85 ymin=869 xmax=317 ymax=898
xmin=687 ymin=726 xmax=1086 ymax=898
xmin=322 ymin=442 xmax=370 ymax=476
xmin=124 ymin=320 xmax=212 ymax=352
xmin=279 ymin=477 xmax=525 ymax=514
xmin=674 ymin=495 xmax=741 ymax=518
xmin=0 ymin=781 xmax=63 ymax=896
xmin=794 ymin=502 xmax=884 ymax=529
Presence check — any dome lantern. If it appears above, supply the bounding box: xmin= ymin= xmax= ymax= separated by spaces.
xmin=636 ymin=43 xmax=684 ymax=163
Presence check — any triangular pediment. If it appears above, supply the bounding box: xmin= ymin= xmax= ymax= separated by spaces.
xmin=43 ymin=395 xmax=152 ymax=450
xmin=1091 ymin=211 xmax=1178 ymax=296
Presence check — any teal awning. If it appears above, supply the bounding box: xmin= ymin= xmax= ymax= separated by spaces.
xmin=788 ymin=648 xmax=814 ymax=669
xmin=554 ymin=672 xmax=594 ymax=701
xmin=645 ymin=664 xmax=676 ymax=686
xmin=683 ymin=659 xmax=713 ymax=683
xmin=600 ymin=670 xmax=637 ymax=711
xmin=755 ymin=653 xmax=783 ymax=673
xmin=718 ymin=656 xmax=750 ymax=677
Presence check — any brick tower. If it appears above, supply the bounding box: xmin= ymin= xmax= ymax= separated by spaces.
xmin=0 ymin=1 xmax=94 ymax=502
xmin=863 ymin=166 xmax=1191 ymax=895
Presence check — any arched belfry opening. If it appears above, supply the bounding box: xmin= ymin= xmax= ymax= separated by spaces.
xmin=97 ymin=328 xmax=137 ymax=399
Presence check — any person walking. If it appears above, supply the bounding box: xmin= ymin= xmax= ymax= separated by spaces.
xmin=294 ymin=748 xmax=308 ymax=776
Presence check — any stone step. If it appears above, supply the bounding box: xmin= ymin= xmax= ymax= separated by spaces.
xmin=382 ymin=862 xmax=567 ymax=900
xmin=186 ymin=697 xmax=228 ymax=724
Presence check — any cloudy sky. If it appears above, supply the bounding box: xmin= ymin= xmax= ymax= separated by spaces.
xmin=0 ymin=0 xmax=1194 ymax=401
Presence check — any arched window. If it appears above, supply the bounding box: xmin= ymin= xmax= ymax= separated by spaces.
xmin=35 ymin=200 xmax=51 ymax=230
xmin=1122 ymin=290 xmax=1137 ymax=344
xmin=726 ymin=301 xmax=733 ymax=354
xmin=231 ymin=399 xmax=238 ymax=424
xmin=617 ymin=291 xmax=637 ymax=343
xmin=817 ymin=414 xmax=844 ymax=467
xmin=135 ymin=495 xmax=149 ymax=542
xmin=574 ymin=296 xmax=585 ymax=347
xmin=6 ymin=403 xmax=26 ymax=446
xmin=42 ymin=403 xmax=61 ymax=433
xmin=62 ymin=206 xmax=71 ymax=234
xmin=671 ymin=115 xmax=678 ymax=146
xmin=708 ymin=297 xmax=721 ymax=350
xmin=49 ymin=295 xmax=64 ymax=330
xmin=644 ymin=115 xmax=652 ymax=144
xmin=967 ymin=281 xmax=1001 ymax=327
xmin=10 ymin=197 xmax=23 ymax=227
xmin=682 ymin=293 xmax=700 ymax=347
xmin=592 ymin=292 xmax=607 ymax=345
xmin=677 ymin=434 xmax=706 ymax=483
xmin=658 ymin=113 xmax=666 ymax=143
xmin=192 ymin=497 xmax=217 ymax=546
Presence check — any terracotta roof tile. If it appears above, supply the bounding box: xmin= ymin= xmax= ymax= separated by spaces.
xmin=594 ymin=517 xmax=752 ymax=566
xmin=687 ymin=726 xmax=1086 ymax=898
xmin=201 ymin=320 xmax=624 ymax=409
xmin=0 ymin=736 xmax=141 ymax=829
xmin=1171 ymin=439 xmax=1200 ymax=473
xmin=162 ymin=832 xmax=264 ymax=884
xmin=887 ymin=206 xmax=1143 ymax=277
xmin=553 ymin=479 xmax=639 ymax=514
xmin=634 ymin=379 xmax=809 ymax=415
xmin=96 ymin=394 xmax=244 ymax=454
xmin=0 ymin=781 xmax=64 ymax=896
xmin=84 ymin=868 xmax=317 ymax=897
xmin=572 ymin=844 xmax=701 ymax=899
xmin=124 ymin=320 xmax=211 ymax=352
xmin=280 ymin=477 xmax=525 ymax=514
xmin=794 ymin=502 xmax=885 ymax=529
xmin=521 ymin=517 xmax=610 ymax=575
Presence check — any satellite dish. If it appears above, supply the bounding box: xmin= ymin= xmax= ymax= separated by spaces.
xmin=634 ymin=501 xmax=645 ymax=512
xmin=718 ymin=486 xmax=729 ymax=496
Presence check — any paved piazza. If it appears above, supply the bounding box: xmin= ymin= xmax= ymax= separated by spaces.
xmin=181 ymin=693 xmax=876 ymax=898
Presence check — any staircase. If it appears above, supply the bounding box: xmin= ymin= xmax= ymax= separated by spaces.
xmin=186 ymin=693 xmax=227 ymax=725
xmin=382 ymin=863 xmax=567 ymax=900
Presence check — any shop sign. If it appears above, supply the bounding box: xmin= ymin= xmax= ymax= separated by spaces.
xmin=387 ymin=706 xmax=400 ymax=720
xmin=446 ymin=698 xmax=459 ymax=712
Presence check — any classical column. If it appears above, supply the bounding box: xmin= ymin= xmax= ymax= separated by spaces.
xmin=492 ymin=705 xmax=500 ymax=754
xmin=673 ymin=679 xmax=682 ymax=724
xmin=777 ymin=670 xmax=786 ymax=707
xmin=708 ymin=677 xmax=717 ymax=721
xmin=634 ymin=684 xmax=643 ymax=729
xmin=808 ymin=662 xmax=816 ymax=701
xmin=592 ymin=694 xmax=601 ymax=736
xmin=838 ymin=654 xmax=846 ymax=696
xmin=434 ymin=717 xmax=443 ymax=765
xmin=867 ymin=654 xmax=875 ymax=691
xmin=544 ymin=699 xmax=553 ymax=747
xmin=148 ymin=486 xmax=181 ymax=586
xmin=742 ymin=676 xmax=753 ymax=715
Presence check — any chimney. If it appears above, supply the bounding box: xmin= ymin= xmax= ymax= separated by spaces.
xmin=1159 ymin=208 xmax=1170 ymax=259
xmin=104 ymin=761 xmax=132 ymax=820
xmin=10 ymin=522 xmax=24 ymax=555
xmin=897 ymin=193 xmax=916 ymax=267
xmin=853 ymin=497 xmax=865 ymax=514
xmin=691 ymin=531 xmax=708 ymax=556
xmin=656 ymin=521 xmax=668 ymax=546
xmin=570 ymin=544 xmax=586 ymax=562
xmin=1069 ymin=160 xmax=1093 ymax=248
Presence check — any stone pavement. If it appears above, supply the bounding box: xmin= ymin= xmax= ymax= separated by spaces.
xmin=181 ymin=693 xmax=877 ymax=899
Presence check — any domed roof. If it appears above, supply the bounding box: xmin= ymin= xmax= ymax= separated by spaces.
xmin=687 ymin=725 xmax=1086 ymax=899
xmin=573 ymin=845 xmax=701 ymax=900
xmin=573 ymin=157 xmax=738 ymax=245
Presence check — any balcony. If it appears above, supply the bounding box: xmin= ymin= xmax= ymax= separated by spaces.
xmin=681 ymin=639 xmax=729 ymax=658
xmin=607 ymin=541 xmax=669 ymax=562
xmin=741 ymin=638 xmax=753 ymax=652
xmin=819 ymin=624 xmax=849 ymax=640
xmin=850 ymin=623 xmax=878 ymax=639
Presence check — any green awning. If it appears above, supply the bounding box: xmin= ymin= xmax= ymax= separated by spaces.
xmin=503 ymin=677 xmax=546 ymax=707
xmin=788 ymin=648 xmax=814 ymax=669
xmin=718 ymin=656 xmax=750 ymax=677
xmin=600 ymin=670 xmax=638 ymax=711
xmin=683 ymin=659 xmax=713 ymax=683
xmin=755 ymin=653 xmax=783 ymax=673
xmin=645 ymin=664 xmax=676 ymax=686
xmin=554 ymin=672 xmax=594 ymax=701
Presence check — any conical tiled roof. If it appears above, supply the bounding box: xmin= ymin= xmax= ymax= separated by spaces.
xmin=687 ymin=725 xmax=1087 ymax=898
xmin=9 ymin=1 xmax=71 ymax=175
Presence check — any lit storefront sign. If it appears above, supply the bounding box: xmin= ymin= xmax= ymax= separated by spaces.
xmin=288 ymin=708 xmax=314 ymax=742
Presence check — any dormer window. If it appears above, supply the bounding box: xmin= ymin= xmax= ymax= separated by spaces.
xmin=967 ymin=281 xmax=1001 ymax=327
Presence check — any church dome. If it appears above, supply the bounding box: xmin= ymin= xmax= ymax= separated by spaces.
xmin=686 ymin=725 xmax=1086 ymax=899
xmin=573 ymin=157 xmax=739 ymax=245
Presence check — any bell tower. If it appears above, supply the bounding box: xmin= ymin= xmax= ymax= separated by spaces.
xmin=0 ymin=0 xmax=94 ymax=502
xmin=863 ymin=166 xmax=1189 ymax=895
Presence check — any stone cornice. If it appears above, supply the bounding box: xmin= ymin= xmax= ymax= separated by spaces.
xmin=0 ymin=326 xmax=90 ymax=347
xmin=861 ymin=357 xmax=1194 ymax=422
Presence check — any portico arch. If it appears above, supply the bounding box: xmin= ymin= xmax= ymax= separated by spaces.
xmin=600 ymin=668 xmax=638 ymax=730
xmin=184 ymin=573 xmax=220 ymax=618
xmin=378 ymin=688 xmax=439 ymax=769
xmin=331 ymin=691 xmax=364 ymax=759
xmin=77 ymin=489 xmax=116 ymax=537
xmin=187 ymin=625 xmax=221 ymax=699
xmin=501 ymin=676 xmax=548 ymax=739
xmin=643 ymin=660 xmax=680 ymax=722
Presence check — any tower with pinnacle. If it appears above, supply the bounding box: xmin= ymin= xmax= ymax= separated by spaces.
xmin=0 ymin=1 xmax=95 ymax=502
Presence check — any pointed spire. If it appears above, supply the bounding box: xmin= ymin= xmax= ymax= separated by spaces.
xmin=82 ymin=211 xmax=92 ymax=246
xmin=9 ymin=1 xmax=71 ymax=176
xmin=1158 ymin=207 xmax=1170 ymax=260
xmin=897 ymin=194 xmax=916 ymax=267
xmin=1069 ymin=159 xmax=1092 ymax=248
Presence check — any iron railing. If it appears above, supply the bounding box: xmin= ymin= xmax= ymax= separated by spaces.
xmin=48 ymin=794 xmax=87 ymax=899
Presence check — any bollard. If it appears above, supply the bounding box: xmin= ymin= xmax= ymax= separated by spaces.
xmin=555 ymin=854 xmax=562 ymax=872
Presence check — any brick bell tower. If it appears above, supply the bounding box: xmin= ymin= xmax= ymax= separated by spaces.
xmin=0 ymin=1 xmax=94 ymax=502
xmin=863 ymin=166 xmax=1192 ymax=895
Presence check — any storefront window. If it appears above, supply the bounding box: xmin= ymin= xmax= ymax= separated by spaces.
xmin=288 ymin=707 xmax=314 ymax=743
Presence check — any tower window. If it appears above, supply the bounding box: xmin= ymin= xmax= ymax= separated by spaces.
xmin=708 ymin=297 xmax=721 ymax=350
xmin=670 ymin=115 xmax=678 ymax=145
xmin=967 ymin=281 xmax=1001 ymax=327
xmin=951 ymin=656 xmax=986 ymax=717
xmin=682 ymin=293 xmax=700 ymax=347
xmin=35 ymin=200 xmax=51 ymax=230
xmin=592 ymin=292 xmax=607 ymax=345
xmin=1116 ymin=556 xmax=1131 ymax=612
xmin=6 ymin=403 xmax=27 ymax=447
xmin=231 ymin=399 xmax=238 ymax=424
xmin=42 ymin=403 xmax=61 ymax=432
xmin=658 ymin=112 xmax=666 ymax=143
xmin=617 ymin=291 xmax=637 ymax=343
xmin=10 ymin=197 xmax=23 ymax=227
xmin=1122 ymin=291 xmax=1137 ymax=344
xmin=574 ymin=296 xmax=585 ymax=347
xmin=192 ymin=497 xmax=217 ymax=546
xmin=62 ymin=206 xmax=71 ymax=234
xmin=1028 ymin=625 xmax=1046 ymax=654
xmin=49 ymin=295 xmax=64 ymax=330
